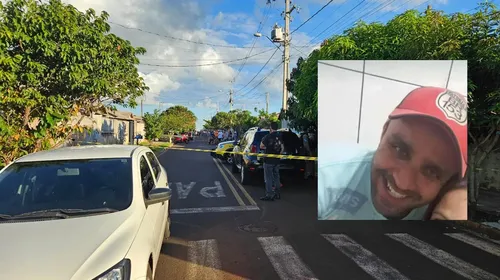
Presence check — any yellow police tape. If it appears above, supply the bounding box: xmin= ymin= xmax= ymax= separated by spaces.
xmin=164 ymin=147 xmax=318 ymax=161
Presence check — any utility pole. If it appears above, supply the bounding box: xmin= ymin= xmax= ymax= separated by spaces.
xmin=281 ymin=0 xmax=295 ymax=128
xmin=229 ymin=89 xmax=233 ymax=111
xmin=266 ymin=92 xmax=269 ymax=113
xmin=140 ymin=99 xmax=143 ymax=117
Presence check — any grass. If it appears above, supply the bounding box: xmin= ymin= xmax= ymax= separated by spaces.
xmin=139 ymin=140 xmax=173 ymax=152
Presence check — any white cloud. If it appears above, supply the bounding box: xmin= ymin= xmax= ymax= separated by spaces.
xmin=196 ymin=97 xmax=218 ymax=109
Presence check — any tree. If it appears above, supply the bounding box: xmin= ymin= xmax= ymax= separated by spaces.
xmin=0 ymin=0 xmax=148 ymax=167
xmin=202 ymin=109 xmax=279 ymax=133
xmin=162 ymin=105 xmax=197 ymax=133
xmin=285 ymin=2 xmax=499 ymax=211
xmin=143 ymin=109 xmax=164 ymax=140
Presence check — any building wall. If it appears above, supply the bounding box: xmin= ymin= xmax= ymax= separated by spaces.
xmin=69 ymin=112 xmax=135 ymax=145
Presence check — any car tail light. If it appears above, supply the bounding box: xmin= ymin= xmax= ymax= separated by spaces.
xmin=250 ymin=144 xmax=257 ymax=153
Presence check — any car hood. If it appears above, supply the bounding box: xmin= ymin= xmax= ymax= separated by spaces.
xmin=0 ymin=209 xmax=141 ymax=280
xmin=219 ymin=141 xmax=234 ymax=146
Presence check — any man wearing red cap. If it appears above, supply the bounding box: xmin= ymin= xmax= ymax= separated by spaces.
xmin=318 ymin=87 xmax=467 ymax=220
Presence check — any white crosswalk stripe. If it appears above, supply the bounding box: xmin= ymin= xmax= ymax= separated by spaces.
xmin=177 ymin=232 xmax=499 ymax=280
xmin=322 ymin=234 xmax=409 ymax=280
xmin=387 ymin=233 xmax=499 ymax=280
xmin=258 ymin=236 xmax=318 ymax=280
xmin=444 ymin=232 xmax=500 ymax=257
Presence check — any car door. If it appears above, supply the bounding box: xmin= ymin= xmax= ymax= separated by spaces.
xmin=146 ymin=151 xmax=169 ymax=240
xmin=139 ymin=154 xmax=163 ymax=262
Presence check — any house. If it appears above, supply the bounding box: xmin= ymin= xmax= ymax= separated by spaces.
xmin=69 ymin=109 xmax=145 ymax=145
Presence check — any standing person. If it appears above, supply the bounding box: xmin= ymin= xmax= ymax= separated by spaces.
xmin=301 ymin=132 xmax=313 ymax=179
xmin=218 ymin=129 xmax=223 ymax=143
xmin=260 ymin=122 xmax=284 ymax=201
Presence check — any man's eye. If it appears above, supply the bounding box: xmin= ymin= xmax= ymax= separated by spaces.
xmin=392 ymin=144 xmax=409 ymax=159
xmin=423 ymin=167 xmax=440 ymax=181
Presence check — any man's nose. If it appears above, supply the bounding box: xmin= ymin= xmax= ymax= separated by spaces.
xmin=394 ymin=168 xmax=419 ymax=192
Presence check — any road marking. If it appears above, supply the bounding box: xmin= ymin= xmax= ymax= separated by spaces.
xmin=171 ymin=205 xmax=259 ymax=214
xmin=218 ymin=159 xmax=258 ymax=206
xmin=174 ymin=182 xmax=196 ymax=199
xmin=445 ymin=233 xmax=500 ymax=257
xmin=200 ymin=181 xmax=226 ymax=198
xmin=258 ymin=236 xmax=318 ymax=280
xmin=322 ymin=234 xmax=409 ymax=280
xmin=387 ymin=233 xmax=499 ymax=280
xmin=186 ymin=239 xmax=222 ymax=280
xmin=212 ymin=158 xmax=245 ymax=206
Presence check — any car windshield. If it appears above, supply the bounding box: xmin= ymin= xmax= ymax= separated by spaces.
xmin=0 ymin=158 xmax=133 ymax=217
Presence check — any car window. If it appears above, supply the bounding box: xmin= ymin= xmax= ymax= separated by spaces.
xmin=139 ymin=156 xmax=155 ymax=199
xmin=244 ymin=132 xmax=254 ymax=148
xmin=0 ymin=158 xmax=133 ymax=216
xmin=146 ymin=152 xmax=161 ymax=180
xmin=253 ymin=131 xmax=269 ymax=145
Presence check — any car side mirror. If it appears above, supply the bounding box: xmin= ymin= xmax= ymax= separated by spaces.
xmin=146 ymin=187 xmax=171 ymax=206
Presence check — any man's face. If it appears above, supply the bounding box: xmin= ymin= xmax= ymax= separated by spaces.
xmin=371 ymin=117 xmax=460 ymax=219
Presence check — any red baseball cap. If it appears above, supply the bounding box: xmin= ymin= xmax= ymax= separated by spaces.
xmin=388 ymin=87 xmax=467 ymax=178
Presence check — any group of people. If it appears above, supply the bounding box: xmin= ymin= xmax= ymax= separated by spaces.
xmin=208 ymin=129 xmax=237 ymax=145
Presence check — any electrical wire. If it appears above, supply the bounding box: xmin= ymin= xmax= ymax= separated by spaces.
xmin=291 ymin=0 xmax=335 ymax=34
xmin=234 ymin=47 xmax=280 ymax=93
xmin=108 ymin=21 xmax=273 ymax=49
xmin=139 ymin=48 xmax=274 ymax=67
xmin=233 ymin=1 xmax=274 ymax=83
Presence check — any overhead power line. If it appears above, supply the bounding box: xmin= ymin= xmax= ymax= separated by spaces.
xmin=234 ymin=47 xmax=280 ymax=93
xmin=239 ymin=62 xmax=283 ymax=99
xmin=139 ymin=48 xmax=274 ymax=68
xmin=233 ymin=1 xmax=274 ymax=83
xmin=108 ymin=21 xmax=273 ymax=49
xmin=291 ymin=0 xmax=335 ymax=34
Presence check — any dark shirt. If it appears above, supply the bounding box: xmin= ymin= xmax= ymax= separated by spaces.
xmin=261 ymin=131 xmax=282 ymax=165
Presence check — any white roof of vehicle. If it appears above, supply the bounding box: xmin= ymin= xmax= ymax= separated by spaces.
xmin=15 ymin=145 xmax=146 ymax=163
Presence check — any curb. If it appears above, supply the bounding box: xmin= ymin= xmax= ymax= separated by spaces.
xmin=449 ymin=220 xmax=500 ymax=240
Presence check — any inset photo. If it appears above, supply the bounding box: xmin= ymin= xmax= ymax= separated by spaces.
xmin=317 ymin=60 xmax=468 ymax=221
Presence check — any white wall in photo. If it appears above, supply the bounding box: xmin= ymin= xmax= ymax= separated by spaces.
xmin=318 ymin=60 xmax=468 ymax=151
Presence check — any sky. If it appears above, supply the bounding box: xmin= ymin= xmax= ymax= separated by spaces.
xmin=58 ymin=0 xmax=486 ymax=129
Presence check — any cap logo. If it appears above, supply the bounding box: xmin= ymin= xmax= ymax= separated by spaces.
xmin=436 ymin=90 xmax=467 ymax=125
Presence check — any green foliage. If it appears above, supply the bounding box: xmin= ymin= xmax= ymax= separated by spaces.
xmin=203 ymin=109 xmax=279 ymax=133
xmin=162 ymin=105 xmax=197 ymax=133
xmin=285 ymin=1 xmax=499 ymax=138
xmin=0 ymin=0 xmax=148 ymax=167
xmin=142 ymin=109 xmax=164 ymax=140
xmin=143 ymin=106 xmax=197 ymax=140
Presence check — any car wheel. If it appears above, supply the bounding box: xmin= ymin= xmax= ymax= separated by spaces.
xmin=240 ymin=164 xmax=251 ymax=185
xmin=225 ymin=154 xmax=233 ymax=165
xmin=146 ymin=264 xmax=153 ymax=280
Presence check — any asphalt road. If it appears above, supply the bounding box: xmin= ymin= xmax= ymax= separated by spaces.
xmin=153 ymin=137 xmax=500 ymax=280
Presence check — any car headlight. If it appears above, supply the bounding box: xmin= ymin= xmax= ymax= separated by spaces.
xmin=94 ymin=259 xmax=131 ymax=280
xmin=218 ymin=144 xmax=224 ymax=149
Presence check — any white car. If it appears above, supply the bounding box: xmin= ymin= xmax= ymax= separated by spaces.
xmin=0 ymin=145 xmax=171 ymax=280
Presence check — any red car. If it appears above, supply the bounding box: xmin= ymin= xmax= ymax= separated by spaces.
xmin=173 ymin=133 xmax=189 ymax=144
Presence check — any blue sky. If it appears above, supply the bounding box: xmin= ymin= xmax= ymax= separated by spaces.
xmin=64 ymin=0 xmax=489 ymax=129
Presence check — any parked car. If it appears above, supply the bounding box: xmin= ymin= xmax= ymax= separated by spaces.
xmin=231 ymin=127 xmax=305 ymax=185
xmin=0 ymin=145 xmax=171 ymax=280
xmin=173 ymin=134 xmax=189 ymax=144
xmin=210 ymin=140 xmax=235 ymax=164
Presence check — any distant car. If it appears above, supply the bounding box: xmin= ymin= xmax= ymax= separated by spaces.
xmin=210 ymin=140 xmax=235 ymax=164
xmin=0 ymin=145 xmax=172 ymax=280
xmin=231 ymin=127 xmax=305 ymax=185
